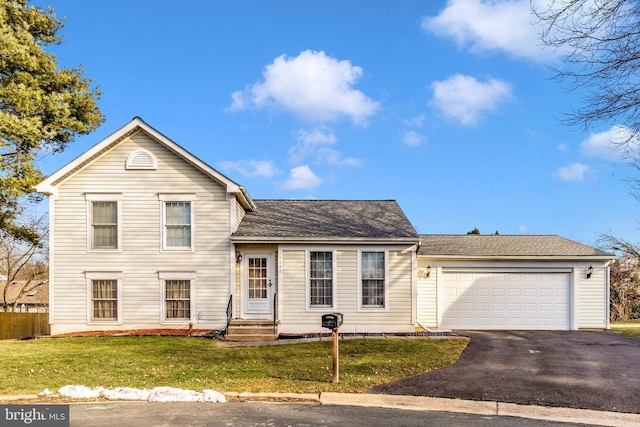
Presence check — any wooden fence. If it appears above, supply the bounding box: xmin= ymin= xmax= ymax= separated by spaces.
xmin=0 ymin=312 xmax=50 ymax=340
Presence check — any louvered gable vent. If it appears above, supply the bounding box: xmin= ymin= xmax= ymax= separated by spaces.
xmin=126 ymin=149 xmax=157 ymax=170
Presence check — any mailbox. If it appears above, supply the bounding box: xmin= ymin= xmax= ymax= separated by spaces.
xmin=322 ymin=313 xmax=343 ymax=329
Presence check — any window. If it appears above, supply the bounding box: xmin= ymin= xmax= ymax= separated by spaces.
xmin=160 ymin=272 xmax=194 ymax=323
xmin=86 ymin=272 xmax=122 ymax=323
xmin=159 ymin=194 xmax=195 ymax=250
xmin=86 ymin=194 xmax=122 ymax=251
xmin=92 ymin=280 xmax=118 ymax=320
xmin=165 ymin=280 xmax=191 ymax=320
xmin=309 ymin=251 xmax=333 ymax=308
xmin=361 ymin=251 xmax=385 ymax=308
xmin=248 ymin=257 xmax=268 ymax=299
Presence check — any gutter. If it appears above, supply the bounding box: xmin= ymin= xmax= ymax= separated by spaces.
xmin=416 ymin=255 xmax=617 ymax=261
xmin=230 ymin=236 xmax=420 ymax=245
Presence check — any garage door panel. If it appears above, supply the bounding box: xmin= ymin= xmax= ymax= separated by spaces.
xmin=441 ymin=272 xmax=570 ymax=330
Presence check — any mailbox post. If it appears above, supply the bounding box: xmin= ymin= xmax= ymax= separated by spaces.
xmin=322 ymin=313 xmax=343 ymax=383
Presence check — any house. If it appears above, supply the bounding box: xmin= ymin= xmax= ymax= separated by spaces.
xmin=0 ymin=280 xmax=49 ymax=313
xmin=35 ymin=117 xmax=614 ymax=337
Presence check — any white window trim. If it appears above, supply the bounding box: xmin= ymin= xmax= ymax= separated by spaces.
xmin=357 ymin=250 xmax=389 ymax=312
xmin=85 ymin=271 xmax=123 ymax=325
xmin=159 ymin=272 xmax=196 ymax=324
xmin=305 ymin=249 xmax=337 ymax=311
xmin=158 ymin=194 xmax=196 ymax=251
xmin=86 ymin=193 xmax=123 ymax=252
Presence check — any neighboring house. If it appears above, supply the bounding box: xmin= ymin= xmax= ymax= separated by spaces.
xmin=36 ymin=118 xmax=614 ymax=336
xmin=0 ymin=280 xmax=49 ymax=313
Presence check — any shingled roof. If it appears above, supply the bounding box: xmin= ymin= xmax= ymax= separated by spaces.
xmin=232 ymin=200 xmax=418 ymax=242
xmin=418 ymin=235 xmax=614 ymax=258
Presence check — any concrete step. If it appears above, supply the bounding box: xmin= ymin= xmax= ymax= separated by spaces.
xmin=225 ymin=319 xmax=278 ymax=342
xmin=224 ymin=333 xmax=279 ymax=342
xmin=228 ymin=326 xmax=275 ymax=335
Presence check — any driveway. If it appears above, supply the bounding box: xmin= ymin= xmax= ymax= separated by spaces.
xmin=369 ymin=330 xmax=640 ymax=414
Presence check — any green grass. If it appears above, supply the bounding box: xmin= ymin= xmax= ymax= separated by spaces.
xmin=610 ymin=320 xmax=640 ymax=339
xmin=0 ymin=336 xmax=468 ymax=395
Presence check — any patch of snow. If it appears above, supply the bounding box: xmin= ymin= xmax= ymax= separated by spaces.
xmin=38 ymin=388 xmax=52 ymax=396
xmin=58 ymin=385 xmax=226 ymax=403
xmin=59 ymin=385 xmax=104 ymax=399
xmin=101 ymin=387 xmax=150 ymax=401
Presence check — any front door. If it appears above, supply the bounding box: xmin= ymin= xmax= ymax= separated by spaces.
xmin=243 ymin=253 xmax=274 ymax=317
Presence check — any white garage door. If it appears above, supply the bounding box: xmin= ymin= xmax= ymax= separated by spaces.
xmin=441 ymin=271 xmax=571 ymax=330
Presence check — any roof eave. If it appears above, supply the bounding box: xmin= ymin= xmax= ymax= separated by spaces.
xmin=417 ymin=254 xmax=617 ymax=261
xmin=231 ymin=236 xmax=420 ymax=245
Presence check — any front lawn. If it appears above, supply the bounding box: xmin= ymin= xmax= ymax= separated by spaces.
xmin=610 ymin=320 xmax=640 ymax=339
xmin=0 ymin=336 xmax=467 ymax=395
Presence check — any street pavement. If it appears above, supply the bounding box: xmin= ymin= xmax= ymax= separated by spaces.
xmin=67 ymin=400 xmax=604 ymax=427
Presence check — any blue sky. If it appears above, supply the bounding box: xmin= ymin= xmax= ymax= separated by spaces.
xmin=33 ymin=0 xmax=640 ymax=246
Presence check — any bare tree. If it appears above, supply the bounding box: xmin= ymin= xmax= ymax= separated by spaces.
xmin=597 ymin=233 xmax=640 ymax=320
xmin=608 ymin=257 xmax=640 ymax=320
xmin=534 ymin=0 xmax=640 ymax=147
xmin=535 ymin=1 xmax=640 ymax=318
xmin=0 ymin=214 xmax=48 ymax=312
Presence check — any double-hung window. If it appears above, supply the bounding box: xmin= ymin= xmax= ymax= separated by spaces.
xmin=86 ymin=194 xmax=122 ymax=251
xmin=361 ymin=251 xmax=386 ymax=308
xmin=160 ymin=272 xmax=195 ymax=323
xmin=309 ymin=251 xmax=334 ymax=308
xmin=159 ymin=194 xmax=195 ymax=251
xmin=86 ymin=272 xmax=122 ymax=323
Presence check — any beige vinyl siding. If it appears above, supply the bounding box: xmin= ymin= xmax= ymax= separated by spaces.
xmin=281 ymin=250 xmax=306 ymax=326
xmin=416 ymin=263 xmax=437 ymax=328
xmin=279 ymin=247 xmax=414 ymax=334
xmin=578 ymin=266 xmax=607 ymax=329
xmin=233 ymin=199 xmax=246 ymax=233
xmin=51 ymin=132 xmax=232 ymax=333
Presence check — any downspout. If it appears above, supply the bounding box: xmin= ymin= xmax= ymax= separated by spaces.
xmin=605 ymin=260 xmax=613 ymax=330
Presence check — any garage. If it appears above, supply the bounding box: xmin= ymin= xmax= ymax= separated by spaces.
xmin=440 ymin=270 xmax=571 ymax=330
xmin=417 ymin=234 xmax=614 ymax=331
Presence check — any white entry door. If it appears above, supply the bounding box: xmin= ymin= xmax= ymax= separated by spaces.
xmin=243 ymin=253 xmax=274 ymax=317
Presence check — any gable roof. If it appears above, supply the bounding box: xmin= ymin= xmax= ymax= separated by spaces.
xmin=35 ymin=117 xmax=255 ymax=210
xmin=232 ymin=200 xmax=419 ymax=244
xmin=0 ymin=280 xmax=48 ymax=307
xmin=418 ymin=234 xmax=614 ymax=260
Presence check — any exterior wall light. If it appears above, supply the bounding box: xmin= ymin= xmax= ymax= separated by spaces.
xmin=424 ymin=265 xmax=431 ymax=278
xmin=587 ymin=265 xmax=593 ymax=279
xmin=236 ymin=254 xmax=243 ymax=264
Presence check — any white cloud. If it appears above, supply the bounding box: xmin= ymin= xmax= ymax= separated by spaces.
xmin=228 ymin=50 xmax=379 ymax=124
xmin=289 ymin=129 xmax=361 ymax=166
xmin=282 ymin=165 xmax=323 ymax=190
xmin=403 ymin=114 xmax=426 ymax=128
xmin=422 ymin=0 xmax=555 ymax=62
xmin=431 ymin=74 xmax=512 ymax=125
xmin=555 ymin=162 xmax=590 ymax=182
xmin=580 ymin=125 xmax=636 ymax=161
xmin=403 ymin=131 xmax=427 ymax=147
xmin=518 ymin=225 xmax=529 ymax=233
xmin=317 ymin=147 xmax=362 ymax=166
xmin=289 ymin=129 xmax=337 ymax=163
xmin=218 ymin=159 xmax=279 ymax=179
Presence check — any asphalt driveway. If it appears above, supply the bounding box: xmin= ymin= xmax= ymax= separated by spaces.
xmin=369 ymin=330 xmax=640 ymax=414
